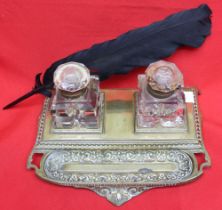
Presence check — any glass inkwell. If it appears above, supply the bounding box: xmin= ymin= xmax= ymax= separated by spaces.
xmin=50 ymin=62 xmax=104 ymax=132
xmin=28 ymin=60 xmax=210 ymax=206
xmin=136 ymin=60 xmax=187 ymax=132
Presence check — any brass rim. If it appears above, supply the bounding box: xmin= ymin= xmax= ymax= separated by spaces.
xmin=60 ymin=87 xmax=88 ymax=98
xmin=146 ymin=83 xmax=175 ymax=99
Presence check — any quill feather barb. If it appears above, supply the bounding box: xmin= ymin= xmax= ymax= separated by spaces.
xmin=3 ymin=4 xmax=211 ymax=109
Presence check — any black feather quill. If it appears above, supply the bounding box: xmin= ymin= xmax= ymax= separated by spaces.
xmin=3 ymin=4 xmax=212 ymax=109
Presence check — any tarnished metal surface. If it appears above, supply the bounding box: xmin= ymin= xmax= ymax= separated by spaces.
xmin=27 ymin=88 xmax=210 ymax=206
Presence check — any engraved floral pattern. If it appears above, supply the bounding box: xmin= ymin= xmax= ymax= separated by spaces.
xmin=93 ymin=186 xmax=151 ymax=206
xmin=44 ymin=150 xmax=192 ymax=184
xmin=43 ymin=150 xmax=193 ymax=205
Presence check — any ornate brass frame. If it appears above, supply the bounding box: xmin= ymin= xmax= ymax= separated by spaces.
xmin=27 ymin=88 xmax=210 ymax=206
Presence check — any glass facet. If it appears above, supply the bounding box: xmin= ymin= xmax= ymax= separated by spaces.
xmin=137 ymin=60 xmax=186 ymax=128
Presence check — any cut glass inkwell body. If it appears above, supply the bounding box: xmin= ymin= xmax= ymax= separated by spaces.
xmin=28 ymin=60 xmax=211 ymax=206
xmin=136 ymin=60 xmax=186 ymax=131
xmin=51 ymin=62 xmax=103 ymax=130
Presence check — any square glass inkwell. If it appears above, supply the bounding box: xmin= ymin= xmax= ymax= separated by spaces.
xmin=136 ymin=60 xmax=186 ymax=132
xmin=28 ymin=60 xmax=210 ymax=206
xmin=50 ymin=62 xmax=104 ymax=134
